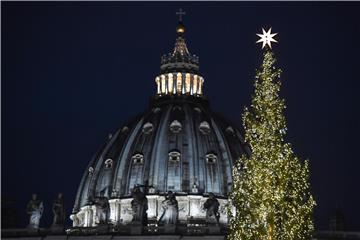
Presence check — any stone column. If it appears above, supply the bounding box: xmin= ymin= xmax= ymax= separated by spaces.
xmin=109 ymin=199 xmax=121 ymax=225
xmin=146 ymin=195 xmax=158 ymax=220
xmin=81 ymin=205 xmax=93 ymax=227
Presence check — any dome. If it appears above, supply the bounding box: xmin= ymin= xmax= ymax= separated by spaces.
xmin=73 ymin=96 xmax=249 ymax=209
xmin=70 ymin=17 xmax=250 ymax=229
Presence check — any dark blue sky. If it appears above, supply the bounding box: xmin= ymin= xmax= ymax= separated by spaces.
xmin=2 ymin=2 xmax=360 ymax=230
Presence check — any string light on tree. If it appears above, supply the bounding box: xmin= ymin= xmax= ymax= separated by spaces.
xmin=256 ymin=27 xmax=278 ymax=49
xmin=228 ymin=29 xmax=315 ymax=240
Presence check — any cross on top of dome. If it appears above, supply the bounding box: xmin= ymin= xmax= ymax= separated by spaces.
xmin=176 ymin=8 xmax=186 ymax=22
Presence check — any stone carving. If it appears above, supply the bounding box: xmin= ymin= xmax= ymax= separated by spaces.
xmin=26 ymin=193 xmax=44 ymax=229
xmin=203 ymin=193 xmax=220 ymax=224
xmin=159 ymin=191 xmax=178 ymax=225
xmin=51 ymin=193 xmax=65 ymax=228
xmin=191 ymin=180 xmax=199 ymax=193
xmin=94 ymin=190 xmax=109 ymax=225
xmin=131 ymin=185 xmax=148 ymax=225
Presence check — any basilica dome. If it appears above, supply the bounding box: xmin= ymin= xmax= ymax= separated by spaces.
xmin=71 ymin=20 xmax=250 ymax=228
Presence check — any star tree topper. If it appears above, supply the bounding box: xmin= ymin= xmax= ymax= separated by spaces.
xmin=256 ymin=27 xmax=278 ymax=49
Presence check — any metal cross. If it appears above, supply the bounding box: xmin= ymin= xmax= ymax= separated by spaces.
xmin=176 ymin=8 xmax=186 ymax=22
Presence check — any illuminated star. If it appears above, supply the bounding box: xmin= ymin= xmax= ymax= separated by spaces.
xmin=256 ymin=28 xmax=278 ymax=49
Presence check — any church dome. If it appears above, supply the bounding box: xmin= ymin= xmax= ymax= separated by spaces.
xmin=73 ymin=96 xmax=249 ymax=212
xmin=70 ymin=18 xmax=250 ymax=228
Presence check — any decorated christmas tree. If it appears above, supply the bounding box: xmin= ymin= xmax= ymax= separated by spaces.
xmin=228 ymin=28 xmax=316 ymax=240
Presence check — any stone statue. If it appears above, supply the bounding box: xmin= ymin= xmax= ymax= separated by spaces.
xmin=26 ymin=193 xmax=44 ymax=229
xmin=131 ymin=185 xmax=148 ymax=225
xmin=159 ymin=191 xmax=178 ymax=225
xmin=93 ymin=190 xmax=109 ymax=225
xmin=52 ymin=193 xmax=65 ymax=228
xmin=203 ymin=192 xmax=220 ymax=224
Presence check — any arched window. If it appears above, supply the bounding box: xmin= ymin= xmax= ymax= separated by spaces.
xmin=205 ymin=153 xmax=219 ymax=193
xmin=167 ymin=73 xmax=174 ymax=94
xmin=161 ymin=75 xmax=166 ymax=94
xmin=185 ymin=73 xmax=191 ymax=94
xmin=167 ymin=150 xmax=181 ymax=191
xmin=152 ymin=107 xmax=161 ymax=114
xmin=206 ymin=153 xmax=217 ymax=164
xmin=132 ymin=153 xmax=144 ymax=165
xmin=176 ymin=73 xmax=182 ymax=94
xmin=192 ymin=75 xmax=198 ymax=95
xmin=199 ymin=121 xmax=211 ymax=134
xmin=170 ymin=120 xmax=182 ymax=133
xmin=128 ymin=153 xmax=144 ymax=193
xmin=104 ymin=158 xmax=113 ymax=169
xmin=155 ymin=77 xmax=160 ymax=94
xmin=225 ymin=126 xmax=235 ymax=136
xmin=142 ymin=122 xmax=154 ymax=134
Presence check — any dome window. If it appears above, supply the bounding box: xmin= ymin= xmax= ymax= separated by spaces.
xmin=194 ymin=107 xmax=201 ymax=113
xmin=152 ymin=107 xmax=161 ymax=113
xmin=173 ymin=105 xmax=182 ymax=112
xmin=121 ymin=126 xmax=129 ymax=133
xmin=169 ymin=151 xmax=181 ymax=163
xmin=132 ymin=153 xmax=144 ymax=165
xmin=206 ymin=153 xmax=217 ymax=164
xmin=88 ymin=167 xmax=94 ymax=175
xmin=104 ymin=158 xmax=113 ymax=169
xmin=226 ymin=126 xmax=235 ymax=136
xmin=199 ymin=121 xmax=211 ymax=134
xmin=170 ymin=120 xmax=182 ymax=133
xmin=142 ymin=122 xmax=154 ymax=134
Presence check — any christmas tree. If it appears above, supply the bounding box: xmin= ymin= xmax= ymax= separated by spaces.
xmin=228 ymin=29 xmax=316 ymax=240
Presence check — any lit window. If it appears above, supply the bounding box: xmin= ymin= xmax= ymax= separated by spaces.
xmin=185 ymin=73 xmax=191 ymax=94
xmin=132 ymin=153 xmax=144 ymax=165
xmin=193 ymin=75 xmax=198 ymax=95
xmin=176 ymin=73 xmax=182 ymax=94
xmin=142 ymin=122 xmax=154 ymax=134
xmin=88 ymin=167 xmax=94 ymax=175
xmin=198 ymin=77 xmax=204 ymax=95
xmin=170 ymin=120 xmax=182 ymax=133
xmin=155 ymin=77 xmax=160 ymax=94
xmin=168 ymin=73 xmax=174 ymax=94
xmin=199 ymin=121 xmax=211 ymax=134
xmin=161 ymin=75 xmax=166 ymax=94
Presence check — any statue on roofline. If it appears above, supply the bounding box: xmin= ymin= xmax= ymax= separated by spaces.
xmin=26 ymin=193 xmax=44 ymax=229
xmin=159 ymin=191 xmax=178 ymax=225
xmin=203 ymin=192 xmax=220 ymax=224
xmin=131 ymin=185 xmax=148 ymax=225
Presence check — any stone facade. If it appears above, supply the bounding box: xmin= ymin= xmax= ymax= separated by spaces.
xmin=71 ymin=195 xmax=232 ymax=227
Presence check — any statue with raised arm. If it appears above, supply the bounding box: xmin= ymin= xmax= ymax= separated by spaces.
xmin=26 ymin=193 xmax=44 ymax=229
xmin=131 ymin=185 xmax=148 ymax=225
xmin=94 ymin=190 xmax=109 ymax=225
xmin=203 ymin=192 xmax=220 ymax=224
xmin=52 ymin=193 xmax=65 ymax=227
xmin=159 ymin=191 xmax=178 ymax=225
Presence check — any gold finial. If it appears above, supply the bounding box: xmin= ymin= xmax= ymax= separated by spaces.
xmin=176 ymin=8 xmax=186 ymax=34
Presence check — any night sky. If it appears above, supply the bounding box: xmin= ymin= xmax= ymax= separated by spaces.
xmin=2 ymin=2 xmax=360 ymax=230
